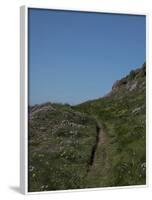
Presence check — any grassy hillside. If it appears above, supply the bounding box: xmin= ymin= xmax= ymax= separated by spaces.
xmin=28 ymin=103 xmax=97 ymax=191
xmin=28 ymin=63 xmax=146 ymax=192
xmin=73 ymin=63 xmax=146 ymax=187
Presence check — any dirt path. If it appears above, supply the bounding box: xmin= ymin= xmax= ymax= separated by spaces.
xmin=84 ymin=121 xmax=110 ymax=187
xmin=86 ymin=121 xmax=109 ymax=187
xmin=88 ymin=122 xmax=107 ymax=171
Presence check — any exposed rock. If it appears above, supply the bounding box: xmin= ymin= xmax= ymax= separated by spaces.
xmin=105 ymin=63 xmax=146 ymax=98
xmin=132 ymin=105 xmax=145 ymax=114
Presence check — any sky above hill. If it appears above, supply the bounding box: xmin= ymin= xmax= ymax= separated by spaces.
xmin=28 ymin=8 xmax=146 ymax=105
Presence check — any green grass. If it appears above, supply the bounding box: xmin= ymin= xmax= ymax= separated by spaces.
xmin=72 ymin=66 xmax=146 ymax=187
xmin=28 ymin=105 xmax=97 ymax=192
xmin=28 ymin=64 xmax=146 ymax=191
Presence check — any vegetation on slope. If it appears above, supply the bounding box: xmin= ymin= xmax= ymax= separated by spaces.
xmin=28 ymin=103 xmax=97 ymax=191
xmin=28 ymin=63 xmax=146 ymax=191
xmin=73 ymin=63 xmax=146 ymax=187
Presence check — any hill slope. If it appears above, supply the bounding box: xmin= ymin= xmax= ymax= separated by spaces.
xmin=73 ymin=62 xmax=146 ymax=187
xmin=28 ymin=103 xmax=97 ymax=191
xmin=28 ymin=63 xmax=146 ymax=191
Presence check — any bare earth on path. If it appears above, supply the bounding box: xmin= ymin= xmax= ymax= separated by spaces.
xmin=85 ymin=122 xmax=110 ymax=187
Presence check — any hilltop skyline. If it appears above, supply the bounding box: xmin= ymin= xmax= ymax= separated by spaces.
xmin=28 ymin=8 xmax=146 ymax=105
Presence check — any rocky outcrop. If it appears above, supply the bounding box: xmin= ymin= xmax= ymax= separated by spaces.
xmin=105 ymin=62 xmax=146 ymax=97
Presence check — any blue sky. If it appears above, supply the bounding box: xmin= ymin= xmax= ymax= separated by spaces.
xmin=28 ymin=8 xmax=146 ymax=105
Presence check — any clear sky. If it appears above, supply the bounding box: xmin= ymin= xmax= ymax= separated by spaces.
xmin=28 ymin=8 xmax=146 ymax=105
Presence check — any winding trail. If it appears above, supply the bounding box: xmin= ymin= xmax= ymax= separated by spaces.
xmin=88 ymin=122 xmax=108 ymax=171
xmin=86 ymin=123 xmax=110 ymax=187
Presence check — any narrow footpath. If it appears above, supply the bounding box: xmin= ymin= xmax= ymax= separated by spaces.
xmin=88 ymin=122 xmax=107 ymax=170
xmin=84 ymin=121 xmax=109 ymax=187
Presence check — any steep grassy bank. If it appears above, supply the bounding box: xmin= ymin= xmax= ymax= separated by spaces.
xmin=73 ymin=63 xmax=146 ymax=186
